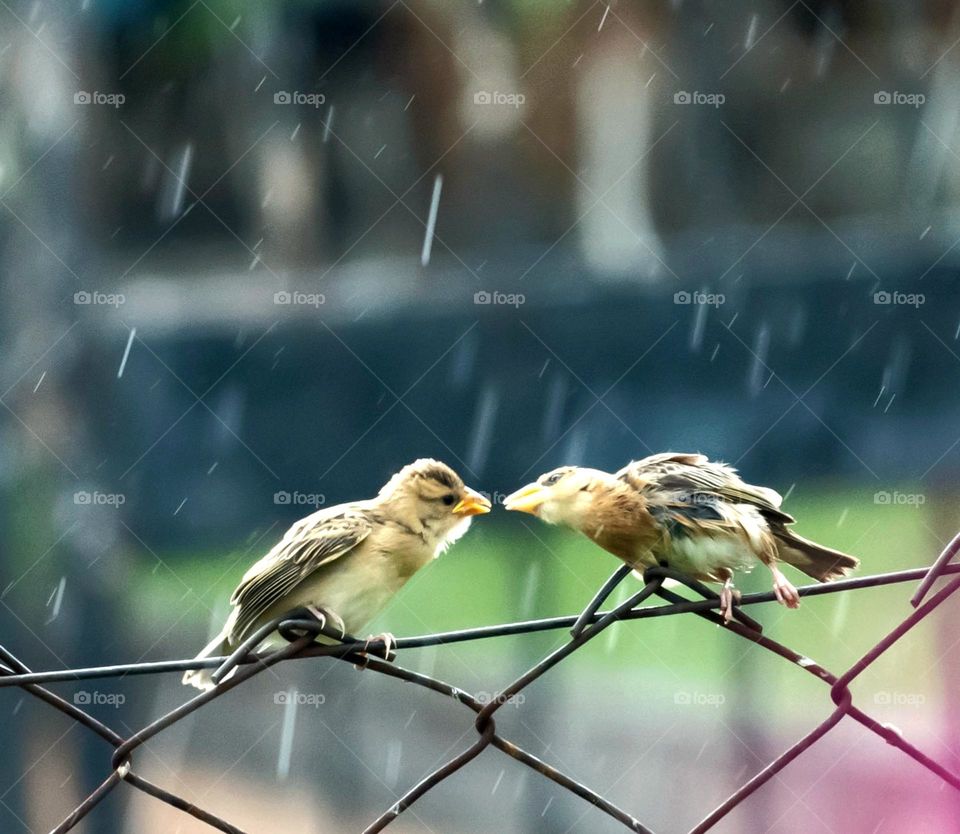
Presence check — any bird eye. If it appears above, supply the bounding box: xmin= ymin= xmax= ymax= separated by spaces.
xmin=543 ymin=472 xmax=564 ymax=486
xmin=441 ymin=494 xmax=456 ymax=506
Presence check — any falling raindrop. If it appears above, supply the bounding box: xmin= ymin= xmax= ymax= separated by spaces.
xmin=420 ymin=174 xmax=443 ymax=267
xmin=384 ymin=740 xmax=403 ymax=789
xmin=598 ymin=5 xmax=610 ymax=31
xmin=491 ymin=769 xmax=505 ymax=795
xmin=33 ymin=371 xmax=46 ymax=393
xmin=276 ymin=688 xmax=298 ymax=781
xmin=117 ymin=328 xmax=136 ymax=379
xmin=322 ymin=105 xmax=335 ymax=143
xmin=519 ymin=560 xmax=541 ymax=616
xmin=160 ymin=143 xmax=193 ymax=220
xmin=541 ymin=373 xmax=568 ymax=442
xmin=466 ymin=385 xmax=499 ymax=474
xmin=836 ymin=508 xmax=848 ymax=527
xmin=744 ymin=14 xmax=758 ymax=50
xmin=173 ymin=498 xmax=187 ymax=516
xmin=747 ymin=324 xmax=770 ymax=395
xmin=690 ymin=299 xmax=708 ymax=352
xmin=920 ymin=225 xmax=932 ymax=240
xmin=45 ymin=577 xmax=65 ymax=624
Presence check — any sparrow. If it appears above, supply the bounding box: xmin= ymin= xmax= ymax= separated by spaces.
xmin=183 ymin=459 xmax=491 ymax=690
xmin=504 ymin=452 xmax=858 ymax=620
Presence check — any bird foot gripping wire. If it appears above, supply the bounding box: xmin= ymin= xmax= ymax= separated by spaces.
xmin=570 ymin=563 xmax=763 ymax=639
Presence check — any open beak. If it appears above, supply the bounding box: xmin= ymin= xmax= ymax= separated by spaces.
xmin=452 ymin=487 xmax=492 ymax=517
xmin=503 ymin=482 xmax=549 ymax=514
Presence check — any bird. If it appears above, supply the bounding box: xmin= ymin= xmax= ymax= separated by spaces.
xmin=503 ymin=452 xmax=858 ymax=621
xmin=183 ymin=459 xmax=491 ymax=690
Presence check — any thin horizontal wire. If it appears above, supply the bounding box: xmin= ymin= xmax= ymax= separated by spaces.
xmin=2 ymin=561 xmax=955 ymax=688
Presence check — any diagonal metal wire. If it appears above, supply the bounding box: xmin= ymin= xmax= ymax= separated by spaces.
xmin=1 ymin=541 xmax=959 ymax=833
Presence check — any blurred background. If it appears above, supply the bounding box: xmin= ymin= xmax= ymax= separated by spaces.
xmin=1 ymin=0 xmax=959 ymax=831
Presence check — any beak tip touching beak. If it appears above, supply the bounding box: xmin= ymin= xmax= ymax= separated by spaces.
xmin=503 ymin=483 xmax=546 ymax=515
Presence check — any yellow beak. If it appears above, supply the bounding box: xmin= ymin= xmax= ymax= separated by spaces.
xmin=452 ymin=487 xmax=492 ymax=516
xmin=503 ymin=482 xmax=549 ymax=514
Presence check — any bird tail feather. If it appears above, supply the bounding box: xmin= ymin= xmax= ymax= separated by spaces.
xmin=773 ymin=529 xmax=859 ymax=582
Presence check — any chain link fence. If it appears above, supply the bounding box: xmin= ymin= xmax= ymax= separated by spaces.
xmin=3 ymin=534 xmax=959 ymax=833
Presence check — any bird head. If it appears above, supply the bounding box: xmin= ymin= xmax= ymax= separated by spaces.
xmin=504 ymin=466 xmax=611 ymax=527
xmin=379 ymin=459 xmax=491 ymax=550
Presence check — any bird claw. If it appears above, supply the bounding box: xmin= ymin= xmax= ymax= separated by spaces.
xmin=306 ymin=605 xmax=346 ymax=638
xmin=772 ymin=578 xmax=800 ymax=609
xmin=718 ymin=584 xmax=738 ymax=623
xmin=354 ymin=632 xmax=396 ymax=669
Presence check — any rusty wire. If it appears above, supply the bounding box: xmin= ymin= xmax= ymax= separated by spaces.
xmin=2 ymin=533 xmax=959 ymax=833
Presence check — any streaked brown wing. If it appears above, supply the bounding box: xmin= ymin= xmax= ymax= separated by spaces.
xmin=616 ymin=453 xmax=794 ymax=523
xmin=229 ymin=509 xmax=372 ymax=640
